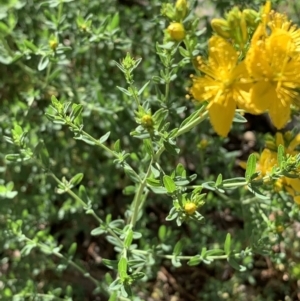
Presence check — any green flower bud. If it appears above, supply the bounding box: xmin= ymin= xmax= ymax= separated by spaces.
xmin=211 ymin=18 xmax=230 ymax=39
xmin=243 ymin=9 xmax=260 ymax=28
xmin=175 ymin=0 xmax=188 ymax=20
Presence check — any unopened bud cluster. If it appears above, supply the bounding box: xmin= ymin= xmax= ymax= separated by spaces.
xmin=211 ymin=6 xmax=260 ymax=49
xmin=162 ymin=0 xmax=189 ymax=42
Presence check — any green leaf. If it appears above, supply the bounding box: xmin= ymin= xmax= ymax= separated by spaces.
xmin=143 ymin=139 xmax=153 ymax=156
xmin=179 ymin=105 xmax=205 ymax=129
xmin=123 ymin=185 xmax=136 ymax=195
xmin=23 ymin=39 xmax=39 ymax=52
xmin=99 ymin=131 xmax=111 ymax=144
xmin=171 ymin=256 xmax=182 ymax=267
xmin=91 ymin=226 xmax=106 ymax=236
xmin=222 ymin=177 xmax=247 ymax=187
xmin=35 ymin=140 xmax=50 ymax=168
xmin=224 ymin=233 xmax=231 ymax=256
xmin=117 ymin=86 xmax=132 ymax=96
xmin=187 ymin=255 xmax=202 ymax=266
xmin=163 ymin=175 xmax=176 ymax=193
xmin=173 ymin=240 xmax=183 ymax=256
xmin=205 ymin=249 xmax=224 ymax=257
xmin=277 ymin=144 xmax=285 ymax=169
xmin=245 ymin=153 xmax=257 ymax=181
xmin=233 ymin=112 xmax=247 ymax=123
xmin=102 ymin=259 xmax=119 ymax=270
xmin=0 ymin=21 xmax=10 ymax=35
xmin=163 ymin=140 xmax=179 ymax=156
xmin=138 ymin=80 xmax=150 ymax=96
xmin=21 ymin=243 xmax=36 ymax=256
xmin=150 ymin=165 xmax=160 ymax=178
xmin=70 ymin=104 xmax=83 ymax=122
xmin=124 ymin=230 xmax=133 ymax=248
xmin=79 ymin=185 xmax=89 ymax=205
xmin=166 ymin=207 xmax=178 ymax=221
xmin=247 ymin=184 xmax=270 ymax=200
xmin=108 ymin=292 xmax=118 ymax=301
xmin=109 ymin=12 xmax=119 ymax=30
xmin=5 ymin=153 xmax=29 ymax=162
xmin=118 ymin=257 xmax=128 ymax=280
xmin=146 ymin=177 xmax=161 ymax=187
xmin=179 ymin=46 xmax=189 ymax=57
xmin=131 ymin=272 xmax=145 ymax=280
xmin=215 ymin=174 xmax=222 ymax=187
xmin=67 ymin=242 xmax=77 ymax=257
xmin=38 ymin=56 xmax=49 ymax=71
xmin=114 ymin=139 xmax=121 ymax=152
xmin=69 ymin=173 xmax=84 ymax=186
xmin=228 ymin=256 xmax=244 ymax=271
xmin=109 ymin=279 xmax=122 ymax=292
xmin=124 ymin=165 xmax=140 ymax=183
xmin=158 ymin=225 xmax=167 ymax=241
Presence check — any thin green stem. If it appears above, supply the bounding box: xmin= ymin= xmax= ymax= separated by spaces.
xmin=131 ymin=249 xmax=245 ymax=261
xmin=57 ymin=0 xmax=64 ymax=28
xmin=66 ymin=120 xmax=117 ymax=158
xmin=13 ymin=294 xmax=66 ymax=301
xmin=44 ymin=61 xmax=52 ymax=86
xmin=22 ymin=237 xmax=101 ymax=288
xmin=129 ymin=83 xmax=140 ymax=107
xmin=154 ymin=111 xmax=208 ymax=162
xmin=49 ymin=172 xmax=123 ymax=246
xmin=130 ymin=159 xmax=153 ymax=227
xmin=82 ymin=129 xmax=117 ymax=157
xmin=165 ymin=78 xmax=170 ymax=105
xmin=176 ymin=110 xmax=208 ymax=137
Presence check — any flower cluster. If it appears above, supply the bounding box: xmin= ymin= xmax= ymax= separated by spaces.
xmin=189 ymin=1 xmax=300 ymax=137
xmin=241 ymin=132 xmax=300 ymax=204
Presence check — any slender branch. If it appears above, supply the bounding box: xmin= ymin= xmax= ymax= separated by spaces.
xmin=49 ymin=172 xmax=123 ymax=246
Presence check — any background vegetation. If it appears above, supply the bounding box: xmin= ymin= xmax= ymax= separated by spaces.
xmin=1 ymin=0 xmax=300 ymax=300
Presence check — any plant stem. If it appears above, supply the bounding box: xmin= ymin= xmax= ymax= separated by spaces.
xmin=130 ymin=159 xmax=153 ymax=227
xmin=22 ymin=237 xmax=102 ymax=288
xmin=49 ymin=172 xmax=123 ymax=246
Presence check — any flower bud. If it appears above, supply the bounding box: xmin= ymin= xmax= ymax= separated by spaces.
xmin=175 ymin=0 xmax=188 ymax=20
xmin=211 ymin=18 xmax=230 ymax=39
xmin=49 ymin=38 xmax=58 ymax=51
xmin=161 ymin=3 xmax=176 ymax=20
xmin=167 ymin=22 xmax=186 ymax=41
xmin=243 ymin=9 xmax=259 ymax=28
xmin=141 ymin=114 xmax=154 ymax=129
xmin=184 ymin=202 xmax=197 ymax=215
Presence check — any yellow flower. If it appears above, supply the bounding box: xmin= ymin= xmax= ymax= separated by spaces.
xmin=184 ymin=202 xmax=197 ymax=215
xmin=241 ymin=148 xmax=300 ymax=203
xmin=141 ymin=114 xmax=154 ymax=129
xmin=268 ymin=11 xmax=300 ymax=53
xmin=256 ymin=148 xmax=277 ymax=177
xmin=167 ymin=22 xmax=185 ymax=41
xmin=49 ymin=38 xmax=58 ymax=51
xmin=246 ymin=29 xmax=300 ymax=129
xmin=273 ymin=132 xmax=300 ymax=155
xmin=190 ymin=36 xmax=251 ymax=137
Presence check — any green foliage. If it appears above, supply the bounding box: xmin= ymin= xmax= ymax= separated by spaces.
xmin=1 ymin=0 xmax=300 ymax=301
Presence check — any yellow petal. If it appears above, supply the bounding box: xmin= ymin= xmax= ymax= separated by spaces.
xmin=285 ymin=178 xmax=300 ymax=193
xmin=208 ymin=97 xmax=235 ymax=137
xmin=294 ymin=195 xmax=300 ymax=205
xmin=250 ymin=81 xmax=275 ymax=112
xmin=288 ymin=134 xmax=300 ymax=151
xmin=190 ymin=77 xmax=221 ymax=102
xmin=268 ymin=97 xmax=291 ymax=129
